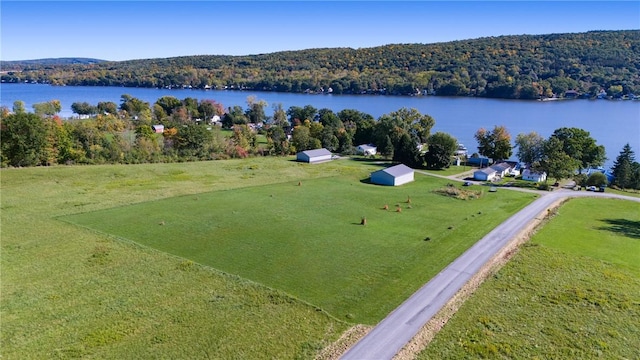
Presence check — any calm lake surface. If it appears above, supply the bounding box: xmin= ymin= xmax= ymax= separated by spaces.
xmin=2 ymin=83 xmax=639 ymax=167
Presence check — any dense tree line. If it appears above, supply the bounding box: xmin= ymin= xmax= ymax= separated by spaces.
xmin=4 ymin=94 xmax=634 ymax=191
xmin=0 ymin=95 xmax=450 ymax=168
xmin=2 ymin=31 xmax=639 ymax=99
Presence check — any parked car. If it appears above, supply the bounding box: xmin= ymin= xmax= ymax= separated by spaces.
xmin=587 ymin=186 xmax=597 ymax=191
xmin=463 ymin=181 xmax=473 ymax=186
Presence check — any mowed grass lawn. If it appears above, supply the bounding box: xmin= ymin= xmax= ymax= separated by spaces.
xmin=62 ymin=163 xmax=535 ymax=324
xmin=419 ymin=197 xmax=640 ymax=359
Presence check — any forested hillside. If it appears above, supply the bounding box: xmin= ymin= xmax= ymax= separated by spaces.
xmin=2 ymin=30 xmax=639 ymax=99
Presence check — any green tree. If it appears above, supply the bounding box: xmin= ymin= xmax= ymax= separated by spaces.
xmin=586 ymin=172 xmax=608 ymax=187
xmin=33 ymin=100 xmax=62 ymax=117
xmin=287 ymin=105 xmax=317 ymax=123
xmin=266 ymin=125 xmax=290 ymax=156
xmin=515 ymin=131 xmax=545 ymax=167
xmin=428 ymin=132 xmax=458 ymax=157
xmin=245 ymin=96 xmax=267 ymax=124
xmin=271 ymin=103 xmax=289 ymax=128
xmin=155 ymin=96 xmax=182 ymax=115
xmin=71 ymin=102 xmax=97 ymax=116
xmin=611 ymin=143 xmax=635 ymax=189
xmin=222 ymin=106 xmax=248 ymax=128
xmin=536 ymin=137 xmax=580 ymax=183
xmin=198 ymin=99 xmax=224 ymax=123
xmin=97 ymin=101 xmax=118 ymax=115
xmin=393 ymin=132 xmax=421 ymax=167
xmin=424 ymin=143 xmax=452 ymax=169
xmin=175 ymin=124 xmax=213 ymax=158
xmin=474 ymin=125 xmax=512 ymax=162
xmin=13 ymin=100 xmax=26 ymax=114
xmin=120 ymin=95 xmax=151 ymax=123
xmin=550 ymin=127 xmax=605 ymax=172
xmin=291 ymin=125 xmax=311 ymax=152
xmin=0 ymin=112 xmax=48 ymax=167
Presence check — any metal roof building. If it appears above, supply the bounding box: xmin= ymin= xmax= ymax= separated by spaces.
xmin=370 ymin=164 xmax=414 ymax=186
xmin=296 ymin=148 xmax=332 ymax=163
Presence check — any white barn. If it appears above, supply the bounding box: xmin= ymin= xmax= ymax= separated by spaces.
xmin=296 ymin=148 xmax=332 ymax=163
xmin=356 ymin=144 xmax=377 ymax=156
xmin=370 ymin=164 xmax=414 ymax=186
xmin=522 ymin=169 xmax=547 ymax=182
xmin=474 ymin=168 xmax=497 ymax=181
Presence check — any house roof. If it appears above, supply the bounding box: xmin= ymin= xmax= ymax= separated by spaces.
xmin=522 ymin=169 xmax=546 ymax=176
xmin=475 ymin=168 xmax=497 ymax=175
xmin=377 ymin=164 xmax=413 ymax=177
xmin=490 ymin=162 xmax=511 ymax=172
xmin=299 ymin=148 xmax=332 ymax=157
xmin=357 ymin=144 xmax=377 ymax=150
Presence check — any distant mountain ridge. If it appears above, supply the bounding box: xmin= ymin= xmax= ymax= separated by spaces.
xmin=2 ymin=30 xmax=639 ymax=100
xmin=1 ymin=58 xmax=107 ymax=69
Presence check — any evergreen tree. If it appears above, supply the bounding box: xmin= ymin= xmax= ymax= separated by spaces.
xmin=611 ymin=143 xmax=636 ymax=188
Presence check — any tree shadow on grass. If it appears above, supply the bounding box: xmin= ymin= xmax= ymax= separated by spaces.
xmin=597 ymin=218 xmax=640 ymax=239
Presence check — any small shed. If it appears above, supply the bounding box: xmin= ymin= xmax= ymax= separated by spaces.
xmin=522 ymin=169 xmax=547 ymax=182
xmin=296 ymin=148 xmax=332 ymax=163
xmin=370 ymin=164 xmax=414 ymax=186
xmin=356 ymin=144 xmax=377 ymax=156
xmin=474 ymin=168 xmax=497 ymax=181
xmin=151 ymin=124 xmax=164 ymax=133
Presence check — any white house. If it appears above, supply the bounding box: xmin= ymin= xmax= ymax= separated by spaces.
xmin=296 ymin=148 xmax=333 ymax=163
xmin=490 ymin=162 xmax=512 ymax=177
xmin=356 ymin=144 xmax=377 ymax=156
xmin=474 ymin=167 xmax=497 ymax=181
xmin=370 ymin=164 xmax=414 ymax=186
xmin=521 ymin=169 xmax=547 ymax=182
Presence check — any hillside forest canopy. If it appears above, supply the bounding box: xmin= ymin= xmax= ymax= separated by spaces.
xmin=2 ymin=30 xmax=639 ymax=99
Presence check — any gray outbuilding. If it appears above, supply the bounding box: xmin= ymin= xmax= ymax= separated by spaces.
xmin=370 ymin=164 xmax=414 ymax=186
xmin=296 ymin=148 xmax=333 ymax=163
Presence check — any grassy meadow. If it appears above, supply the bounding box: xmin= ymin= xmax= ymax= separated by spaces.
xmin=1 ymin=157 xmax=535 ymax=358
xmin=418 ymin=197 xmax=640 ymax=359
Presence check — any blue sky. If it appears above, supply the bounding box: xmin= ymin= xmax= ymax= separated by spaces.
xmin=2 ymin=1 xmax=639 ymax=61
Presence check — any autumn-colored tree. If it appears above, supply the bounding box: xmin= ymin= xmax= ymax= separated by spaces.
xmin=474 ymin=125 xmax=512 ymax=162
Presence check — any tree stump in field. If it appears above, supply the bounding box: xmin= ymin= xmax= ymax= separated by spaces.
xmin=361 ymin=217 xmax=367 ymax=225
xmin=298 ymin=181 xmax=301 ymax=186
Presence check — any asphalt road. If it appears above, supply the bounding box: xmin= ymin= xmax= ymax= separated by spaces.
xmin=340 ymin=190 xmax=639 ymax=360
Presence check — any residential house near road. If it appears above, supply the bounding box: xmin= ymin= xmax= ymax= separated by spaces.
xmin=370 ymin=164 xmax=414 ymax=186
xmin=491 ymin=162 xmax=513 ymax=177
xmin=522 ymin=169 xmax=547 ymax=182
xmin=296 ymin=148 xmax=333 ymax=163
xmin=356 ymin=144 xmax=377 ymax=156
xmin=474 ymin=167 xmax=497 ymax=181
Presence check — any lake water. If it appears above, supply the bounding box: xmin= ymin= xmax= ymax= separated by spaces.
xmin=2 ymin=83 xmax=639 ymax=167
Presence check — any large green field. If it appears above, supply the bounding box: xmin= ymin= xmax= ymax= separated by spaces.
xmin=418 ymin=198 xmax=640 ymax=359
xmin=1 ymin=157 xmax=535 ymax=358
xmin=60 ymin=162 xmax=534 ymax=324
